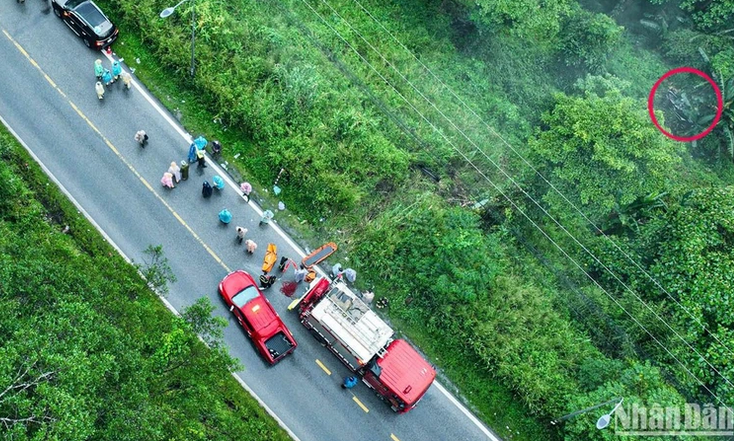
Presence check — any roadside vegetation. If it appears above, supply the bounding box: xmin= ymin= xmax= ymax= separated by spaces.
xmin=0 ymin=129 xmax=291 ymax=440
xmin=14 ymin=0 xmax=734 ymax=439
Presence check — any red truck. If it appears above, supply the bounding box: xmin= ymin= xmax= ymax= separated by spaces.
xmin=219 ymin=270 xmax=297 ymax=364
xmin=296 ymin=277 xmax=436 ymax=413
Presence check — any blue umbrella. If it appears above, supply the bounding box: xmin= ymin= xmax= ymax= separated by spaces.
xmin=194 ymin=136 xmax=208 ymax=150
xmin=219 ymin=208 xmax=232 ymax=224
xmin=212 ymin=175 xmax=224 ymax=190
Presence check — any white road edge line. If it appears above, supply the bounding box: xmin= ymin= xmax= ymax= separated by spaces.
xmin=0 ymin=114 xmax=302 ymax=441
xmin=102 ymin=52 xmax=498 ymax=440
xmin=434 ymin=381 xmax=499 ymax=440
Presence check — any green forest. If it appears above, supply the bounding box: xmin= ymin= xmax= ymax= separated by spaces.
xmin=5 ymin=0 xmax=734 ymax=439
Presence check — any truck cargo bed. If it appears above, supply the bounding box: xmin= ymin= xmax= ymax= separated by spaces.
xmin=265 ymin=331 xmax=295 ymax=359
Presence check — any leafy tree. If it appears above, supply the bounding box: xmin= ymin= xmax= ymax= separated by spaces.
xmin=689 ymin=75 xmax=734 ymax=160
xmin=638 ymin=186 xmax=734 ymax=400
xmin=681 ymin=0 xmax=734 ymax=32
xmin=181 ymin=297 xmax=229 ymax=349
xmin=662 ymin=28 xmax=734 ymax=70
xmin=454 ymin=0 xmax=573 ymax=42
xmin=563 ymin=361 xmax=706 ymax=441
xmin=135 ymin=244 xmax=177 ymax=296
xmin=558 ymin=9 xmax=622 ymax=70
xmin=711 ymin=48 xmax=734 ymax=79
xmin=352 ymin=194 xmax=503 ymax=310
xmin=528 ymin=83 xmax=681 ymax=221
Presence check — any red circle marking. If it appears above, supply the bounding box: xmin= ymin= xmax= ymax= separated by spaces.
xmin=648 ymin=67 xmax=724 ymax=142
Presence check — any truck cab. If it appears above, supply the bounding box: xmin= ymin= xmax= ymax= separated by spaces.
xmin=363 ymin=339 xmax=436 ymax=412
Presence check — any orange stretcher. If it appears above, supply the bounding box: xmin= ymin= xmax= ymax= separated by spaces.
xmin=262 ymin=243 xmax=278 ymax=273
xmin=301 ymin=242 xmax=337 ymax=268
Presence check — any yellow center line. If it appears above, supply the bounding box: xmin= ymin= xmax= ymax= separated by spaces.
xmin=3 ymin=29 xmax=230 ymax=273
xmin=352 ymin=396 xmax=369 ymax=413
xmin=43 ymin=74 xmax=58 ymax=90
xmin=315 ymin=359 xmax=331 ymax=375
xmin=390 ymin=434 xmax=400 ymax=441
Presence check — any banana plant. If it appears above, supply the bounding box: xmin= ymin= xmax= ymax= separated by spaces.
xmin=664 ymin=69 xmax=733 ymax=159
xmin=696 ymin=75 xmax=734 ymax=158
xmin=601 ymin=192 xmax=669 ymax=236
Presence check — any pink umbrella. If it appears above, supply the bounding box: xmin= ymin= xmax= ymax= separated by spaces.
xmin=240 ymin=182 xmax=252 ymax=195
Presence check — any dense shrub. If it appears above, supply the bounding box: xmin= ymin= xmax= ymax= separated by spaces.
xmin=558 ymin=8 xmax=622 ymax=70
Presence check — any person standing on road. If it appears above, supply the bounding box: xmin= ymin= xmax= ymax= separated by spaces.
xmin=111 ymin=60 xmax=122 ymax=81
xmin=202 ymin=180 xmax=213 ymax=198
xmin=260 ymin=210 xmax=274 ymax=226
xmin=121 ymin=71 xmax=132 ymax=90
xmin=196 ymin=148 xmax=207 ymax=168
xmin=161 ymin=172 xmax=174 ymax=189
xmin=240 ymin=182 xmax=252 ymax=202
xmin=168 ymin=161 xmax=181 ymax=183
xmin=180 ymin=160 xmax=189 ymax=181
xmin=212 ymin=175 xmax=224 ymax=190
xmin=235 ymin=226 xmax=247 ymax=244
xmin=245 ymin=239 xmax=257 ymax=254
xmin=102 ymin=68 xmax=113 ymax=86
xmin=342 ymin=376 xmax=358 ymax=389
xmin=219 ymin=208 xmax=232 ymax=224
xmin=95 ymin=82 xmax=105 ymax=100
xmin=134 ymin=130 xmax=148 ymax=147
xmin=94 ymin=59 xmax=104 ymax=80
xmin=294 ymin=265 xmax=309 ymax=283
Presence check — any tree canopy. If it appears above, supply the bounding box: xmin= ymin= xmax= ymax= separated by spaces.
xmin=529 ymin=84 xmax=681 ymax=220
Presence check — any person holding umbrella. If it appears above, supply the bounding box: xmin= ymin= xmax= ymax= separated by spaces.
xmin=342 ymin=376 xmax=358 ymax=389
xmin=212 ymin=175 xmax=225 ymax=190
xmin=218 ymin=208 xmax=232 ymax=224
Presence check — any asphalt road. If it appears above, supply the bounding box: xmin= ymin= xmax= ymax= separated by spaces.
xmin=0 ymin=3 xmax=499 ymax=441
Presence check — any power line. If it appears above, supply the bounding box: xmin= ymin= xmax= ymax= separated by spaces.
xmin=307 ymin=0 xmax=734 ymax=395
xmin=279 ymin=0 xmax=734 ymax=410
xmin=264 ymin=0 xmax=634 ymax=360
xmin=347 ymin=0 xmax=734 ymax=363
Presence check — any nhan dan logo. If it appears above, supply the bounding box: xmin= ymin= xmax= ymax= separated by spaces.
xmin=615 ymin=403 xmax=734 ymax=436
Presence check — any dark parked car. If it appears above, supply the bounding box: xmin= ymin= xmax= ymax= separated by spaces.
xmin=51 ymin=0 xmax=118 ymax=49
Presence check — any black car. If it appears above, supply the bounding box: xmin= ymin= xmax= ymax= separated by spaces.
xmin=51 ymin=0 xmax=118 ymax=49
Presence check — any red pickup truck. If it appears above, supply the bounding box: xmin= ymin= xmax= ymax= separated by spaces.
xmin=219 ymin=270 xmax=297 ymax=364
